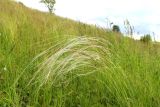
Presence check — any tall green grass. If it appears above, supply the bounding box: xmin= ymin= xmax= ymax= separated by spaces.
xmin=0 ymin=0 xmax=160 ymax=106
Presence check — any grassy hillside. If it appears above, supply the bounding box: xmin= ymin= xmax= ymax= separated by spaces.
xmin=0 ymin=0 xmax=160 ymax=106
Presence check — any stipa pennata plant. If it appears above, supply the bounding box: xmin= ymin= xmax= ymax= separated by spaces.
xmin=27 ymin=36 xmax=113 ymax=89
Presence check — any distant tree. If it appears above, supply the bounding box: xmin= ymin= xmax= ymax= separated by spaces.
xmin=140 ymin=34 xmax=152 ymax=43
xmin=40 ymin=0 xmax=56 ymax=13
xmin=112 ymin=25 xmax=120 ymax=32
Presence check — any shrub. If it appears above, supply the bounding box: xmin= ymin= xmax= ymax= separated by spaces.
xmin=140 ymin=34 xmax=152 ymax=43
xmin=112 ymin=25 xmax=120 ymax=32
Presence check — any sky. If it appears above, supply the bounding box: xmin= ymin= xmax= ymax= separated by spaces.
xmin=15 ymin=0 xmax=160 ymax=41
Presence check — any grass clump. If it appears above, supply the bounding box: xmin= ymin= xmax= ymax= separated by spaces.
xmin=0 ymin=0 xmax=160 ymax=107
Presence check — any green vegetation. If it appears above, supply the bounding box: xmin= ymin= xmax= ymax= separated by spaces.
xmin=112 ymin=25 xmax=120 ymax=32
xmin=140 ymin=34 xmax=152 ymax=43
xmin=0 ymin=0 xmax=160 ymax=106
xmin=40 ymin=0 xmax=56 ymax=13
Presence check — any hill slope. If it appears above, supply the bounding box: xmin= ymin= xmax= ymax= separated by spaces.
xmin=0 ymin=0 xmax=160 ymax=106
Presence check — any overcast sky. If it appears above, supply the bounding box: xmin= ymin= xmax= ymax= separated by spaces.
xmin=15 ymin=0 xmax=160 ymax=41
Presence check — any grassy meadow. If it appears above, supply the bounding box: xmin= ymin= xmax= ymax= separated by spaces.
xmin=0 ymin=0 xmax=160 ymax=106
